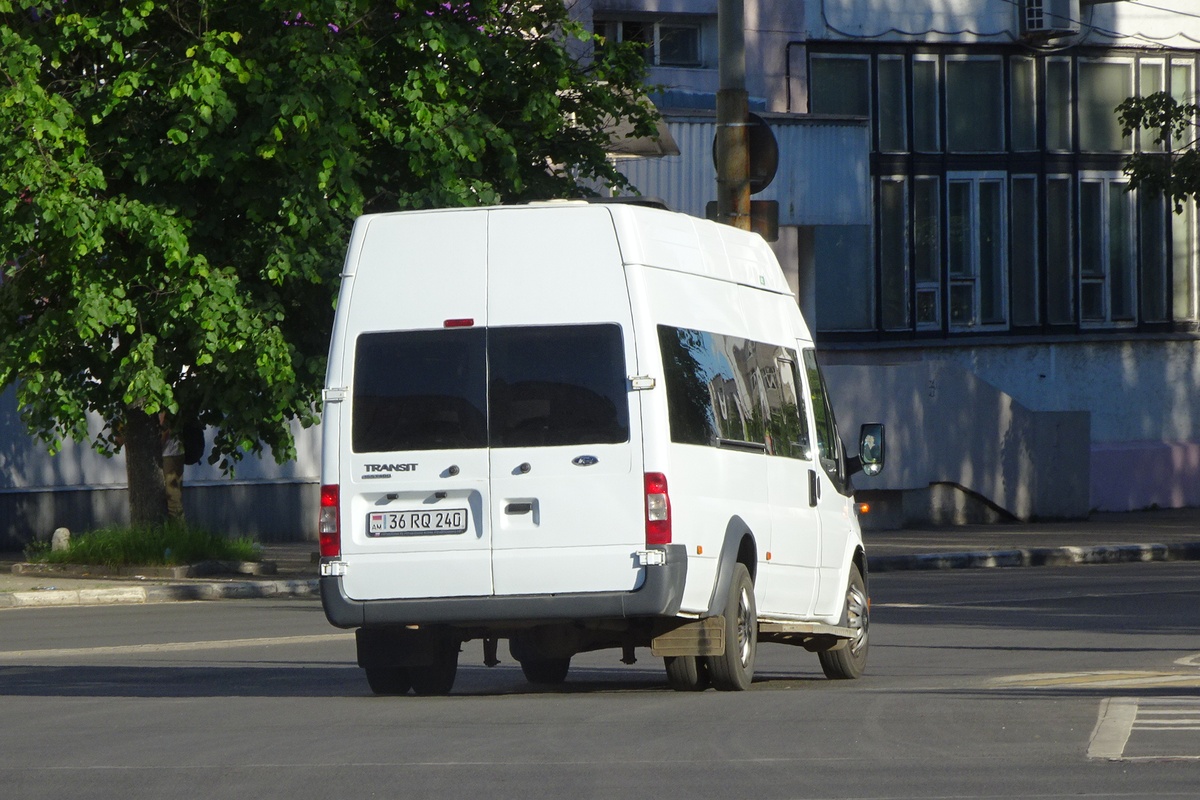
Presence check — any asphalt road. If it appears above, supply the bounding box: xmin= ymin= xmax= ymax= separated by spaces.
xmin=1 ymin=562 xmax=1198 ymax=799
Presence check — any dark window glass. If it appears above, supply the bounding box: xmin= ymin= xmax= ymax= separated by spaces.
xmin=658 ymin=325 xmax=810 ymax=460
xmin=802 ymin=349 xmax=845 ymax=493
xmin=353 ymin=329 xmax=487 ymax=453
xmin=489 ymin=325 xmax=629 ymax=448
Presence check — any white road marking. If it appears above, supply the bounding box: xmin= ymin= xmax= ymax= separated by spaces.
xmin=1089 ymin=697 xmax=1200 ymax=761
xmin=0 ymin=633 xmax=355 ymax=660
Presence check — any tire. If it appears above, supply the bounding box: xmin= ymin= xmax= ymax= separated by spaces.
xmin=519 ymin=657 xmax=572 ymax=685
xmin=818 ymin=563 xmax=869 ymax=680
xmin=705 ymin=563 xmax=757 ymax=691
xmin=409 ymin=639 xmax=460 ymax=695
xmin=364 ymin=666 xmax=411 ymax=696
xmin=664 ymin=656 xmax=709 ymax=692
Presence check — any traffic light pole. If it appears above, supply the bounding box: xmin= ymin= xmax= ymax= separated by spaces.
xmin=716 ymin=0 xmax=751 ymax=231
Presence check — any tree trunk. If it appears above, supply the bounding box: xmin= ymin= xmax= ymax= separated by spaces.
xmin=124 ymin=407 xmax=168 ymax=528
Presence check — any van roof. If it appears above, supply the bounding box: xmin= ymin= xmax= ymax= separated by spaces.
xmin=354 ymin=202 xmax=795 ymax=296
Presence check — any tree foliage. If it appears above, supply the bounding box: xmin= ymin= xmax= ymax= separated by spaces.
xmin=0 ymin=0 xmax=657 ymax=525
xmin=1118 ymin=91 xmax=1200 ymax=213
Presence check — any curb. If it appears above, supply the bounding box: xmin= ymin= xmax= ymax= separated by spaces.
xmin=0 ymin=578 xmax=319 ymax=609
xmin=867 ymin=541 xmax=1200 ymax=572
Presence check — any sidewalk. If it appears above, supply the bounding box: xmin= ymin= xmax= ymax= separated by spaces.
xmin=2 ymin=507 xmax=1199 ymax=608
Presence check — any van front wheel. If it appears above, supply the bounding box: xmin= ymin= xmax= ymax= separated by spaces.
xmin=818 ymin=563 xmax=869 ymax=680
xmin=705 ymin=563 xmax=757 ymax=691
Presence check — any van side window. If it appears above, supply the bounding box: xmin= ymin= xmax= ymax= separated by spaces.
xmin=801 ymin=348 xmax=845 ymax=490
xmin=489 ymin=324 xmax=629 ymax=448
xmin=353 ymin=329 xmax=488 ymax=452
xmin=658 ymin=325 xmax=811 ymax=460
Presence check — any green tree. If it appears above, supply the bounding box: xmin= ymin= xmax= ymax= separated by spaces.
xmin=0 ymin=0 xmax=657 ymax=527
xmin=1118 ymin=91 xmax=1200 ymax=213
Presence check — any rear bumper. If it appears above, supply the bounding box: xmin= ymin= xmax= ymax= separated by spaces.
xmin=321 ymin=544 xmax=688 ymax=628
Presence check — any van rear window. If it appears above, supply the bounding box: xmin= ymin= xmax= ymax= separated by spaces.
xmin=353 ymin=328 xmax=488 ymax=453
xmin=352 ymin=324 xmax=629 ymax=452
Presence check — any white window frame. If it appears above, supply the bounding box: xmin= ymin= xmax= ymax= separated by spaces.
xmin=946 ymin=171 xmax=1009 ymax=332
xmin=913 ymin=176 xmax=941 ymax=330
xmin=595 ymin=17 xmax=704 ymax=68
xmin=1078 ymin=171 xmax=1137 ymax=327
xmin=1138 ymin=57 xmax=1166 ymax=153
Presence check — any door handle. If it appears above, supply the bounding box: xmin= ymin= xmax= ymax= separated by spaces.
xmin=505 ymin=502 xmax=533 ymax=515
xmin=808 ymin=469 xmax=820 ymax=507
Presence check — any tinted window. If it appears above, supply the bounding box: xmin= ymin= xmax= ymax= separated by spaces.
xmin=352 ymin=324 xmax=628 ymax=453
xmin=658 ymin=325 xmax=810 ymax=459
xmin=353 ymin=329 xmax=487 ymax=453
xmin=489 ymin=325 xmax=629 ymax=448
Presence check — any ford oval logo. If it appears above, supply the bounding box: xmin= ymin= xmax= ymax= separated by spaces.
xmin=572 ymin=455 xmax=599 ymax=467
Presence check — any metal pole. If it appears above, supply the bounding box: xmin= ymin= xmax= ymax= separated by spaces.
xmin=716 ymin=0 xmax=750 ymax=230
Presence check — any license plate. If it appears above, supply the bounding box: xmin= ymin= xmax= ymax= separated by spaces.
xmin=367 ymin=508 xmax=469 ymax=536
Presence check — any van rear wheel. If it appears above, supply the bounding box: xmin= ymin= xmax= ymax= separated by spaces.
xmin=705 ymin=563 xmax=757 ymax=691
xmin=519 ymin=657 xmax=572 ymax=685
xmin=664 ymin=656 xmax=709 ymax=691
xmin=364 ymin=666 xmax=411 ymax=696
xmin=818 ymin=563 xmax=869 ymax=680
xmin=409 ymin=639 xmax=460 ymax=695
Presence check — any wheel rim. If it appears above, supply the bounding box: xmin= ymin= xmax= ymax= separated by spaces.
xmin=846 ymin=583 xmax=868 ymax=655
xmin=736 ymin=585 xmax=753 ymax=666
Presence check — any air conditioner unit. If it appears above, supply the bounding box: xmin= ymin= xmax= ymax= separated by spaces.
xmin=1021 ymin=0 xmax=1081 ymax=38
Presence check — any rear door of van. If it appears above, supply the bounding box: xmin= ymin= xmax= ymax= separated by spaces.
xmin=485 ymin=206 xmax=645 ymax=596
xmin=339 ymin=210 xmax=493 ymax=602
xmin=338 ymin=206 xmax=645 ymax=603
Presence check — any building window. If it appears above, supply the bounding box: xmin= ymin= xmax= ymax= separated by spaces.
xmin=595 ymin=18 xmax=703 ymax=67
xmin=1079 ymin=60 xmax=1133 ymax=152
xmin=914 ymin=177 xmax=941 ymax=329
xmin=810 ymin=55 xmax=870 ymax=116
xmin=1046 ymin=58 xmax=1072 ymax=152
xmin=1139 ymin=58 xmax=1166 ymax=152
xmin=912 ymin=56 xmax=940 ymax=152
xmin=946 ymin=58 xmax=1003 ymax=152
xmin=1011 ymin=176 xmax=1039 ymax=326
xmin=947 ymin=173 xmax=1007 ymax=329
xmin=1171 ymin=60 xmax=1196 ymax=151
xmin=1046 ymin=176 xmax=1075 ymax=325
xmin=1011 ymin=57 xmax=1037 ymax=152
xmin=1079 ymin=175 xmax=1136 ymax=324
xmin=1173 ymin=200 xmax=1197 ymax=321
xmin=879 ymin=178 xmax=910 ymax=330
xmin=878 ymin=56 xmax=906 ymax=152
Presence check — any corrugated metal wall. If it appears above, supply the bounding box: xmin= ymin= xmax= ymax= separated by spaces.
xmin=614 ymin=112 xmax=871 ymax=227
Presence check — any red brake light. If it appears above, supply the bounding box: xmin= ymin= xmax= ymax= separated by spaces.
xmin=319 ymin=484 xmax=341 ymax=557
xmin=644 ymin=472 xmax=671 ymax=545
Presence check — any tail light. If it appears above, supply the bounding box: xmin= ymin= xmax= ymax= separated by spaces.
xmin=319 ymin=484 xmax=341 ymax=557
xmin=644 ymin=472 xmax=671 ymax=545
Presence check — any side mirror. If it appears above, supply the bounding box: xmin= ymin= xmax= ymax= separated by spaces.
xmin=858 ymin=423 xmax=885 ymax=477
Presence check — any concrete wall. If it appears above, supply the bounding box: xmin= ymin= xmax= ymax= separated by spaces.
xmin=822 ymin=356 xmax=1091 ymax=525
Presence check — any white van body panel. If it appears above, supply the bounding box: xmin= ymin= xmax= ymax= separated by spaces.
xmin=321 ymin=202 xmax=864 ymax=638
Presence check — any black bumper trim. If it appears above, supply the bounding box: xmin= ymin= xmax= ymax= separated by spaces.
xmin=321 ymin=544 xmax=688 ymax=628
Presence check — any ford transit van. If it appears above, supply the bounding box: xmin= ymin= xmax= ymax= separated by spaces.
xmin=318 ymin=201 xmax=884 ymax=694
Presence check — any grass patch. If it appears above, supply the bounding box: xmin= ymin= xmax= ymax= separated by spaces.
xmin=29 ymin=523 xmax=261 ymax=568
